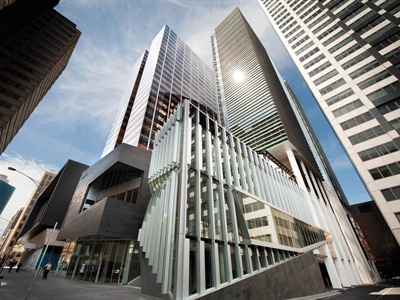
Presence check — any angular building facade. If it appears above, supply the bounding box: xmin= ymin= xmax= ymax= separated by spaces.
xmin=102 ymin=25 xmax=217 ymax=156
xmin=58 ymin=25 xmax=219 ymax=286
xmin=139 ymin=100 xmax=374 ymax=299
xmin=210 ymin=7 xmax=376 ymax=292
xmin=258 ymin=0 xmax=400 ymax=245
xmin=0 ymin=0 xmax=81 ymax=154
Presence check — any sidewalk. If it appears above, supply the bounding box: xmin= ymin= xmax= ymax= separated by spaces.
xmin=0 ymin=268 xmax=156 ymax=300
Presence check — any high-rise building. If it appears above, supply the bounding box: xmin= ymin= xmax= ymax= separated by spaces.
xmin=211 ymin=7 xmax=376 ymax=293
xmin=58 ymin=25 xmax=219 ymax=285
xmin=102 ymin=25 xmax=217 ymax=157
xmin=0 ymin=174 xmax=15 ymax=215
xmin=0 ymin=0 xmax=81 ymax=154
xmin=258 ymin=0 xmax=400 ymax=244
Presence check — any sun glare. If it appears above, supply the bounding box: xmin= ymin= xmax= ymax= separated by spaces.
xmin=233 ymin=70 xmax=245 ymax=82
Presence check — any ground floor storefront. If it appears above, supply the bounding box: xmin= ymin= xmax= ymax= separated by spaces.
xmin=55 ymin=239 xmax=140 ymax=285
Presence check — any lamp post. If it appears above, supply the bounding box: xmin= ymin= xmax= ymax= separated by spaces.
xmin=7 ymin=167 xmax=39 ymax=186
xmin=0 ymin=168 xmax=40 ymax=274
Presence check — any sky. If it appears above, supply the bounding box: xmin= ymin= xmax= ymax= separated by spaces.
xmin=0 ymin=0 xmax=372 ymax=234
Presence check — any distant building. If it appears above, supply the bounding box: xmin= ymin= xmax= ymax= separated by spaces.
xmin=350 ymin=201 xmax=400 ymax=277
xmin=0 ymin=0 xmax=81 ymax=153
xmin=0 ymin=171 xmax=55 ymax=263
xmin=17 ymin=160 xmax=88 ymax=270
xmin=0 ymin=174 xmax=15 ymax=215
xmin=258 ymin=0 xmax=400 ymax=245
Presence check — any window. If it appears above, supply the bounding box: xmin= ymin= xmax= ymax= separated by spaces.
xmin=377 ymin=98 xmax=400 ymax=114
xmin=381 ymin=186 xmax=400 ymax=201
xmin=314 ymin=69 xmax=339 ymax=86
xmin=299 ymin=47 xmax=320 ymax=62
xmin=389 ymin=118 xmax=400 ymax=130
xmin=342 ymin=52 xmax=370 ymax=69
xmin=326 ymin=88 xmax=355 ymax=106
xmin=358 ymin=141 xmax=399 ymax=162
xmin=328 ymin=36 xmax=353 ymax=54
xmin=396 ymin=212 xmax=400 ymax=222
xmin=367 ymin=82 xmax=400 ymax=102
xmin=369 ymin=162 xmax=400 ymax=180
xmin=357 ymin=70 xmax=392 ymax=90
xmin=304 ymin=54 xmax=325 ymax=69
xmin=348 ymin=125 xmax=385 ymax=145
xmin=335 ymin=44 xmax=362 ymax=61
xmin=308 ymin=61 xmax=332 ymax=77
xmin=319 ymin=78 xmax=346 ymax=95
xmin=333 ymin=99 xmax=363 ymax=117
xmin=340 ymin=112 xmax=373 ymax=130
xmin=349 ymin=61 xmax=380 ymax=79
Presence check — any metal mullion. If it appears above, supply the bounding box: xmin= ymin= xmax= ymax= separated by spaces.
xmin=234 ymin=138 xmax=247 ymax=191
xmin=228 ymin=134 xmax=240 ymax=187
xmin=242 ymin=144 xmax=255 ymax=194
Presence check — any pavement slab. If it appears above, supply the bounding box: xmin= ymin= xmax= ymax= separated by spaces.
xmin=0 ymin=268 xmax=157 ymax=300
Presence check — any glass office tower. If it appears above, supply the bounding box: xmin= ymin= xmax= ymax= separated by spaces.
xmin=102 ymin=25 xmax=217 ymax=156
xmin=258 ymin=0 xmax=400 ymax=245
xmin=211 ymin=7 xmax=376 ymax=290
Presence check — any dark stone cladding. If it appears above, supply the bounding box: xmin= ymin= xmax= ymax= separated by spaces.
xmin=18 ymin=160 xmax=89 ymax=243
xmin=57 ymin=143 xmax=151 ymax=241
xmin=198 ymin=251 xmax=326 ymax=300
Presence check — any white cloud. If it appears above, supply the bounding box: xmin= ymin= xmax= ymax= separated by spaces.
xmin=0 ymin=154 xmax=58 ymax=235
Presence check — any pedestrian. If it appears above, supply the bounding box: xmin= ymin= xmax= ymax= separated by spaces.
xmin=16 ymin=261 xmax=22 ymax=272
xmin=42 ymin=261 xmax=52 ymax=279
xmin=8 ymin=260 xmax=16 ymax=273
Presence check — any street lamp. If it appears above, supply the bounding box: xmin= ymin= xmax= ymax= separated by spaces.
xmin=8 ymin=167 xmax=39 ymax=186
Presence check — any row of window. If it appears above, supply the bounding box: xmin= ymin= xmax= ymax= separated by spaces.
xmin=299 ymin=47 xmax=319 ymax=62
xmin=313 ymin=69 xmax=339 ymax=86
xmin=365 ymin=23 xmax=397 ymax=44
xmin=333 ymin=99 xmax=363 ymax=118
xmin=309 ymin=15 xmax=328 ymax=32
xmin=295 ymin=40 xmax=314 ymax=56
xmin=335 ymin=43 xmax=362 ymax=61
xmin=328 ymin=36 xmax=353 ymax=54
xmin=304 ymin=53 xmax=325 ymax=69
xmin=370 ymin=162 xmax=400 ymax=180
xmin=342 ymin=52 xmax=370 ymax=69
xmin=291 ymin=35 xmax=310 ymax=50
xmin=349 ymin=60 xmax=380 ymax=79
xmin=358 ymin=70 xmax=392 ymax=90
xmin=323 ymin=30 xmax=345 ymax=47
xmin=319 ymin=78 xmax=346 ymax=95
xmin=326 ymin=88 xmax=355 ymax=106
xmin=358 ymin=141 xmax=399 ymax=162
xmin=390 ymin=118 xmax=400 ymax=130
xmin=308 ymin=61 xmax=332 ymax=78
xmin=348 ymin=125 xmax=385 ymax=145
xmin=377 ymin=98 xmax=400 ymax=114
xmin=340 ymin=112 xmax=373 ymax=131
xmin=367 ymin=81 xmax=400 ymax=102
xmin=349 ymin=10 xmax=376 ymax=31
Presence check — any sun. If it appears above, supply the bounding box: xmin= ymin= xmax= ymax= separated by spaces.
xmin=233 ymin=70 xmax=245 ymax=82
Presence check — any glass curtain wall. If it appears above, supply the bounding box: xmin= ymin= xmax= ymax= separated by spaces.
xmin=56 ymin=239 xmax=140 ymax=285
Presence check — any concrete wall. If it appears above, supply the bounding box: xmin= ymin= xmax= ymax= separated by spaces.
xmin=199 ymin=251 xmax=325 ymax=300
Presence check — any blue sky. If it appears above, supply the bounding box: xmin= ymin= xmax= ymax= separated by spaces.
xmin=0 ymin=0 xmax=371 ymax=233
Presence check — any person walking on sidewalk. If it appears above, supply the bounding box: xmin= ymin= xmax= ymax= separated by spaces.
xmin=8 ymin=260 xmax=17 ymax=273
xmin=42 ymin=262 xmax=52 ymax=279
xmin=16 ymin=261 xmax=22 ymax=272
